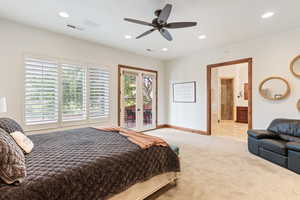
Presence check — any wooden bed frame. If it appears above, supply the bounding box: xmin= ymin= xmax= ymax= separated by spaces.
xmin=111 ymin=172 xmax=178 ymax=200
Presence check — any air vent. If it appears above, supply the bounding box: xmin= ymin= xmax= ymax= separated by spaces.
xmin=67 ymin=24 xmax=84 ymax=31
xmin=84 ymin=20 xmax=100 ymax=28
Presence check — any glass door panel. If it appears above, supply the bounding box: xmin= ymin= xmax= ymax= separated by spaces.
xmin=122 ymin=72 xmax=137 ymax=129
xmin=142 ymin=74 xmax=155 ymax=129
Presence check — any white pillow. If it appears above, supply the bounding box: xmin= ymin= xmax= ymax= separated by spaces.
xmin=10 ymin=131 xmax=34 ymax=154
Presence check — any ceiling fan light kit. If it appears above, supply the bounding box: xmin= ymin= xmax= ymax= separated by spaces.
xmin=124 ymin=4 xmax=197 ymax=41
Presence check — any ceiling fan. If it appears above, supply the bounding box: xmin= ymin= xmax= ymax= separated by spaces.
xmin=124 ymin=4 xmax=197 ymax=41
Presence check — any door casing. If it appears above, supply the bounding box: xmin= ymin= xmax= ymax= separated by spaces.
xmin=207 ymin=58 xmax=253 ymax=135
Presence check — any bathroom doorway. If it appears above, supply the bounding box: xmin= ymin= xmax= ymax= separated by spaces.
xmin=207 ymin=58 xmax=253 ymax=141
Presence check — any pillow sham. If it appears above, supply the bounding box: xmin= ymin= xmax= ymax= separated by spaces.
xmin=10 ymin=131 xmax=34 ymax=154
xmin=0 ymin=118 xmax=24 ymax=134
xmin=0 ymin=128 xmax=26 ymax=185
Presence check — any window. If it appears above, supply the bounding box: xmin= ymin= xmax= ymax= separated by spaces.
xmin=62 ymin=64 xmax=87 ymax=122
xmin=24 ymin=57 xmax=110 ymax=127
xmin=89 ymin=68 xmax=110 ymax=119
xmin=24 ymin=58 xmax=59 ymax=125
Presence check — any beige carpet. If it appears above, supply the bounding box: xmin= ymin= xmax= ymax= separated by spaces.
xmin=146 ymin=128 xmax=300 ymax=200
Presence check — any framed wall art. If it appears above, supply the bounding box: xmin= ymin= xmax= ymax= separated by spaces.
xmin=173 ymin=81 xmax=196 ymax=103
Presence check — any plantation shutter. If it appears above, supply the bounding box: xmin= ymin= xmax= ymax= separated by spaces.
xmin=24 ymin=58 xmax=59 ymax=125
xmin=62 ymin=64 xmax=87 ymax=121
xmin=88 ymin=67 xmax=110 ymax=119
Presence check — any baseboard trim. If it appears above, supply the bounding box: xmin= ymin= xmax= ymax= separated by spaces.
xmin=155 ymin=124 xmax=208 ymax=135
xmin=156 ymin=124 xmax=168 ymax=129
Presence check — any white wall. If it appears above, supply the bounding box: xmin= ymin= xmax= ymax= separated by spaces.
xmin=165 ymin=27 xmax=300 ymax=131
xmin=0 ymin=19 xmax=167 ymax=132
xmin=211 ymin=68 xmax=219 ymax=123
xmin=235 ymin=64 xmax=249 ymax=107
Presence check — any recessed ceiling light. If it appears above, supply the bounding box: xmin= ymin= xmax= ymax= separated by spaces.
xmin=124 ymin=35 xmax=132 ymax=39
xmin=161 ymin=48 xmax=168 ymax=52
xmin=59 ymin=11 xmax=70 ymax=18
xmin=261 ymin=12 xmax=274 ymax=19
xmin=198 ymin=34 xmax=207 ymax=40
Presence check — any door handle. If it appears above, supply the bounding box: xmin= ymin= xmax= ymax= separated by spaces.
xmin=137 ymin=108 xmax=141 ymax=111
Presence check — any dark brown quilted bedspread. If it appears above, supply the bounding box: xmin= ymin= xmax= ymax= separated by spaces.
xmin=0 ymin=128 xmax=180 ymax=200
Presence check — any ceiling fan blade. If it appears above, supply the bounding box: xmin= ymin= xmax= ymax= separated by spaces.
xmin=166 ymin=22 xmax=197 ymax=29
xmin=124 ymin=18 xmax=154 ymax=27
xmin=158 ymin=4 xmax=172 ymax=24
xmin=136 ymin=29 xmax=156 ymax=39
xmin=160 ymin=28 xmax=173 ymax=41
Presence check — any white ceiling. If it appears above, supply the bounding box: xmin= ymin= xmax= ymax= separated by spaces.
xmin=0 ymin=0 xmax=300 ymax=60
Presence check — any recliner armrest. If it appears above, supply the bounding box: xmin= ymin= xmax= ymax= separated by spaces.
xmin=287 ymin=142 xmax=300 ymax=152
xmin=247 ymin=129 xmax=278 ymax=139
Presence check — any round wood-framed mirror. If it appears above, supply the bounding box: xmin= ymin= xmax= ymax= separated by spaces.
xmin=259 ymin=77 xmax=290 ymax=100
xmin=297 ymin=99 xmax=300 ymax=112
xmin=290 ymin=55 xmax=300 ymax=78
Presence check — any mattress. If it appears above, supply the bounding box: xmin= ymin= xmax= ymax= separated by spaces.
xmin=0 ymin=127 xmax=180 ymax=200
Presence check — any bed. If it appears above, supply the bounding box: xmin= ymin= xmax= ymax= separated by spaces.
xmin=0 ymin=127 xmax=180 ymax=200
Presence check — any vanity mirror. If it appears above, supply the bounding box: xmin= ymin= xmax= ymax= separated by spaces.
xmin=259 ymin=77 xmax=290 ymax=100
xmin=290 ymin=55 xmax=300 ymax=78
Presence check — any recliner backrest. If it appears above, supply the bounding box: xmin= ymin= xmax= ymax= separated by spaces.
xmin=267 ymin=119 xmax=300 ymax=138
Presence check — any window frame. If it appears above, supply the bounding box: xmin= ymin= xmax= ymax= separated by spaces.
xmin=60 ymin=61 xmax=88 ymax=127
xmin=23 ymin=55 xmax=111 ymax=132
xmin=88 ymin=66 xmax=111 ymax=122
xmin=24 ymin=57 xmax=60 ymax=125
